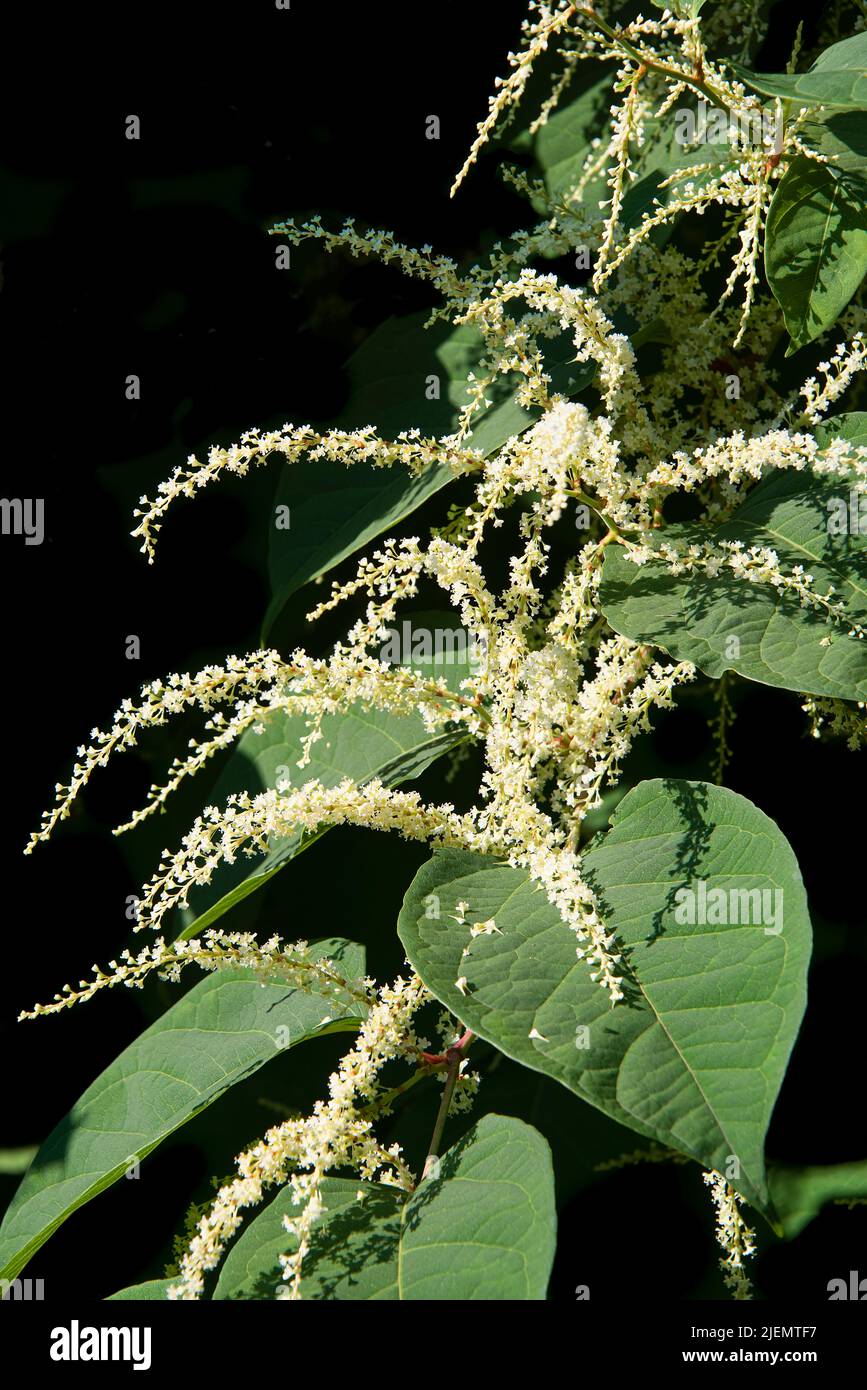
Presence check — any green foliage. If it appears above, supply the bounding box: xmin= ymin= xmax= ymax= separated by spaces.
xmin=731 ymin=33 xmax=867 ymax=109
xmin=769 ymin=1159 xmax=867 ymax=1238
xmin=766 ymin=155 xmax=867 ymax=350
xmin=106 ymin=1279 xmax=177 ymax=1301
xmin=9 ymin=2 xmax=867 ymax=1303
xmin=399 ymin=780 xmax=811 ymax=1214
xmin=800 ymin=110 xmax=867 ymax=192
xmin=213 ymin=1116 xmax=556 ymax=1300
xmin=265 ymin=311 xmax=592 ymax=635
xmin=600 ymin=427 xmax=867 ymax=698
xmin=0 ymin=941 xmax=366 ymax=1282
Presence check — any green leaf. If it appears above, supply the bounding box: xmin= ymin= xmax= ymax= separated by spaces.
xmin=768 ymin=1159 xmax=867 ymax=1238
xmin=106 ymin=1278 xmax=176 ymax=1301
xmin=398 ymin=779 xmax=811 ymax=1213
xmin=765 ymin=155 xmax=867 ymax=350
xmin=814 ymin=410 xmax=867 ymax=451
xmin=600 ymin=442 xmax=867 ymax=699
xmin=0 ymin=939 xmax=366 ymax=1283
xmin=214 ymin=1177 xmax=401 ymax=1300
xmin=730 ymin=33 xmax=867 ymax=109
xmin=214 ymin=1114 xmax=556 ymax=1300
xmin=176 ymin=613 xmax=475 ymax=939
xmin=265 ymin=311 xmax=592 ymax=634
xmin=799 ymin=110 xmax=867 ymax=191
xmin=519 ymin=70 xmax=613 ymax=198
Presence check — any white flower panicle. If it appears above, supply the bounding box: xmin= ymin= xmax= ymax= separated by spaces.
xmin=24 ymin=652 xmax=288 ymax=852
xmin=28 ymin=4 xmax=867 ymax=1019
xmin=451 ymin=1 xmax=579 ymax=197
xmin=20 ymin=0 xmax=867 ymax=1302
xmin=703 ymin=1170 xmax=757 ymax=1300
xmin=132 ymin=425 xmax=483 ymax=562
xmin=168 ymin=973 xmax=430 ymax=1301
xmin=18 ymin=931 xmax=370 ymax=1021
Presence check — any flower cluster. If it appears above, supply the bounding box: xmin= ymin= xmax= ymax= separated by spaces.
xmin=17 ymin=930 xmax=370 ymax=1021
xmin=702 ymin=1169 xmax=757 ymax=1300
xmin=802 ymin=695 xmax=867 ymax=750
xmin=20 ymin=0 xmax=867 ymax=1301
xmin=28 ymin=10 xmax=867 ymax=1004
xmin=167 ymin=973 xmax=431 ymax=1300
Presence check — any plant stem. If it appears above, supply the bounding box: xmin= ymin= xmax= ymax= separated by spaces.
xmin=581 ymin=6 xmax=734 ymax=116
xmin=421 ymin=1031 xmax=473 ymax=1182
xmin=358 ymin=1066 xmax=432 ymax=1120
xmin=570 ymin=488 xmax=624 ymax=537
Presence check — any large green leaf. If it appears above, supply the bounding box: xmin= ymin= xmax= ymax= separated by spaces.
xmin=768 ymin=1159 xmax=867 ymax=1238
xmin=214 ymin=1177 xmax=390 ymax=1300
xmin=0 ymin=939 xmax=366 ymax=1283
xmin=398 ymin=779 xmax=811 ymax=1212
xmin=177 ymin=613 xmax=475 ymax=939
xmin=213 ymin=1114 xmax=556 ymax=1300
xmin=730 ymin=33 xmax=867 ymax=109
xmin=265 ymin=311 xmax=591 ymax=633
xmin=765 ymin=155 xmax=867 ymax=350
xmin=600 ymin=443 xmax=867 ymax=699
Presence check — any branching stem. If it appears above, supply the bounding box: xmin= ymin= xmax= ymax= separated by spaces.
xmin=421 ymin=1030 xmax=474 ymax=1182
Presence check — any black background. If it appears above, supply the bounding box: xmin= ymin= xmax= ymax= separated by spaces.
xmin=0 ymin=0 xmax=864 ymax=1304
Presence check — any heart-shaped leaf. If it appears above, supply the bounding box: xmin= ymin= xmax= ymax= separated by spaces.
xmin=398 ymin=779 xmax=811 ymax=1213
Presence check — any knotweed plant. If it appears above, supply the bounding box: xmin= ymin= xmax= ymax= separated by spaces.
xmin=6 ymin=2 xmax=867 ymax=1302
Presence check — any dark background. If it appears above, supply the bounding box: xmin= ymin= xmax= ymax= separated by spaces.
xmin=0 ymin=0 xmax=864 ymax=1302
